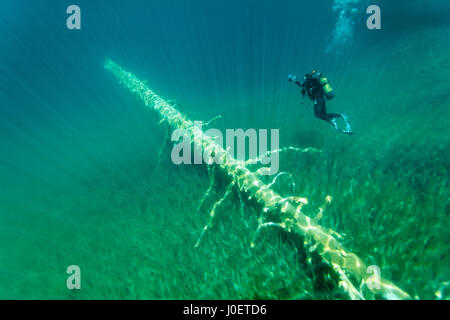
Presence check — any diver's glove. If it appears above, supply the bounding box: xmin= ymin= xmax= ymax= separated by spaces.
xmin=288 ymin=74 xmax=297 ymax=82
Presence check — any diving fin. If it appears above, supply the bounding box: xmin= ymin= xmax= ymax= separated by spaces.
xmin=340 ymin=112 xmax=353 ymax=135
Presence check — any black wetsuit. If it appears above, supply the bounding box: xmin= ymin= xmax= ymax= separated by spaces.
xmin=294 ymin=73 xmax=343 ymax=124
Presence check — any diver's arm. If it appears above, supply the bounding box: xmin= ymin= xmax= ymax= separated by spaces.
xmin=288 ymin=74 xmax=306 ymax=102
xmin=294 ymin=80 xmax=304 ymax=87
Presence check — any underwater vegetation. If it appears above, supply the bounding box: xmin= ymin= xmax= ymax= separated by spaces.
xmin=103 ymin=59 xmax=410 ymax=300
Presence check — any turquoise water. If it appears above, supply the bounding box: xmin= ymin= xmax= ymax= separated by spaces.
xmin=0 ymin=0 xmax=449 ymax=299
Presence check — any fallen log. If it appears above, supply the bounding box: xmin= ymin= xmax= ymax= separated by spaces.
xmin=104 ymin=58 xmax=410 ymax=300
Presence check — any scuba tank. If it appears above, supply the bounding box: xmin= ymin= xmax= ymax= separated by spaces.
xmin=319 ymin=75 xmax=335 ymax=100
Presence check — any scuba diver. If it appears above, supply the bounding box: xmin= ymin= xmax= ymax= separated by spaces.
xmin=288 ymin=70 xmax=353 ymax=135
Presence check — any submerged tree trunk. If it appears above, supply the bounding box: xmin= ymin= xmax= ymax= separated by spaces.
xmin=104 ymin=59 xmax=410 ymax=300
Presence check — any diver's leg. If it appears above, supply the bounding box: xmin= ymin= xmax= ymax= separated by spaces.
xmin=314 ymin=97 xmax=338 ymax=130
xmin=327 ymin=113 xmax=343 ymax=120
xmin=314 ymin=97 xmax=328 ymax=121
xmin=314 ymin=96 xmax=353 ymax=134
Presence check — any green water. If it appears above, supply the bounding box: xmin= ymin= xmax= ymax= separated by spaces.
xmin=0 ymin=1 xmax=449 ymax=299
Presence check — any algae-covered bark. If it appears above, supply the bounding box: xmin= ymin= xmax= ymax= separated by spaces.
xmin=104 ymin=59 xmax=410 ymax=300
